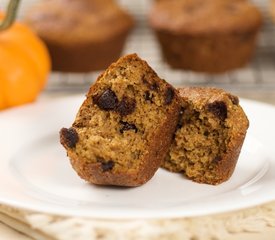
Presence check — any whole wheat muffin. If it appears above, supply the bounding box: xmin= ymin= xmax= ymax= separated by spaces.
xmin=60 ymin=54 xmax=180 ymax=187
xmin=149 ymin=0 xmax=262 ymax=73
xmin=163 ymin=87 xmax=249 ymax=185
xmin=25 ymin=0 xmax=134 ymax=72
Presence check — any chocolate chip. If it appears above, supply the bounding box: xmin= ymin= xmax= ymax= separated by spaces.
xmin=116 ymin=97 xmax=136 ymax=116
xmin=228 ymin=94 xmax=239 ymax=105
xmin=212 ymin=156 xmax=222 ymax=164
xmin=207 ymin=101 xmax=228 ymax=121
xmin=164 ymin=87 xmax=175 ymax=105
xmin=60 ymin=127 xmax=79 ymax=148
xmin=93 ymin=89 xmax=118 ymax=111
xmin=144 ymin=91 xmax=154 ymax=102
xmin=101 ymin=161 xmax=115 ymax=172
xmin=119 ymin=121 xmax=138 ymax=133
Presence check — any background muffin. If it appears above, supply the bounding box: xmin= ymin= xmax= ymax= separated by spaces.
xmin=25 ymin=0 xmax=134 ymax=72
xmin=149 ymin=0 xmax=262 ymax=73
xmin=271 ymin=0 xmax=275 ymax=22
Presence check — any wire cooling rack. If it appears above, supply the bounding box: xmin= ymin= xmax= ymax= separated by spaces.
xmin=1 ymin=0 xmax=275 ymax=93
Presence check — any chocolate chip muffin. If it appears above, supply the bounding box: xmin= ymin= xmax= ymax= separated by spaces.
xmin=60 ymin=53 xmax=180 ymax=187
xmin=163 ymin=87 xmax=249 ymax=185
xmin=24 ymin=0 xmax=134 ymax=72
xmin=149 ymin=0 xmax=262 ymax=73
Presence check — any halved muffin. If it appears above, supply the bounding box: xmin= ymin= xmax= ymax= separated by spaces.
xmin=60 ymin=54 xmax=180 ymax=186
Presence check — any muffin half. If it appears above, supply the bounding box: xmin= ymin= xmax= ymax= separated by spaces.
xmin=163 ymin=87 xmax=249 ymax=185
xmin=60 ymin=54 xmax=180 ymax=186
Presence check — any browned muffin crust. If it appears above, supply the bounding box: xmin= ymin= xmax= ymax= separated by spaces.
xmin=163 ymin=87 xmax=249 ymax=185
xmin=60 ymin=54 xmax=180 ymax=187
xmin=25 ymin=0 xmax=134 ymax=72
xmin=149 ymin=0 xmax=262 ymax=73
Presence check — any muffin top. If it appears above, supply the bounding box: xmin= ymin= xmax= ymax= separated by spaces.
xmin=178 ymin=86 xmax=249 ymax=136
xmin=149 ymin=0 xmax=262 ymax=35
xmin=24 ymin=0 xmax=134 ymax=45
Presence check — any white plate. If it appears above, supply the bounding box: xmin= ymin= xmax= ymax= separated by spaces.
xmin=0 ymin=96 xmax=275 ymax=219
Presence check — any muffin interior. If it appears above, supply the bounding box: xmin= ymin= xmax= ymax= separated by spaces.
xmin=167 ymin=101 xmax=230 ymax=183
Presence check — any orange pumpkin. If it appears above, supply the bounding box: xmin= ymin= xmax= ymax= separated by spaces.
xmin=0 ymin=11 xmax=51 ymax=110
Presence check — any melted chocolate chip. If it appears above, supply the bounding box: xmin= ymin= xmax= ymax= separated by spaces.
xmin=93 ymin=89 xmax=118 ymax=111
xmin=116 ymin=97 xmax=136 ymax=116
xmin=164 ymin=87 xmax=175 ymax=105
xmin=101 ymin=161 xmax=115 ymax=172
xmin=92 ymin=89 xmax=137 ymax=116
xmin=119 ymin=121 xmax=138 ymax=133
xmin=207 ymin=101 xmax=228 ymax=121
xmin=60 ymin=127 xmax=79 ymax=148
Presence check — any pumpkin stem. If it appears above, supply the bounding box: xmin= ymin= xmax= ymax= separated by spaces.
xmin=0 ymin=0 xmax=21 ymax=31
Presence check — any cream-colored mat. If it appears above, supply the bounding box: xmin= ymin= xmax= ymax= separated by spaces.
xmin=0 ymin=201 xmax=275 ymax=240
xmin=0 ymin=220 xmax=32 ymax=240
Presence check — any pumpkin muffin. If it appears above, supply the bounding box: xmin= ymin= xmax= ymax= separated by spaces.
xmin=60 ymin=54 xmax=180 ymax=187
xmin=24 ymin=0 xmax=134 ymax=72
xmin=271 ymin=0 xmax=275 ymax=22
xmin=163 ymin=87 xmax=249 ymax=185
xmin=149 ymin=0 xmax=262 ymax=73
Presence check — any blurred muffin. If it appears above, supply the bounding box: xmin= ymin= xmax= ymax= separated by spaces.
xmin=25 ymin=0 xmax=134 ymax=72
xmin=149 ymin=0 xmax=262 ymax=73
xmin=271 ymin=0 xmax=275 ymax=22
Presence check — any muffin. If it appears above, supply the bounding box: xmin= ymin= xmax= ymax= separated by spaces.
xmin=271 ymin=0 xmax=275 ymax=22
xmin=25 ymin=0 xmax=134 ymax=72
xmin=149 ymin=0 xmax=262 ymax=73
xmin=60 ymin=53 xmax=180 ymax=187
xmin=163 ymin=87 xmax=249 ymax=185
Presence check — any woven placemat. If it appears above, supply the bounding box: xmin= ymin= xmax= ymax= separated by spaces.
xmin=1 ymin=201 xmax=275 ymax=240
